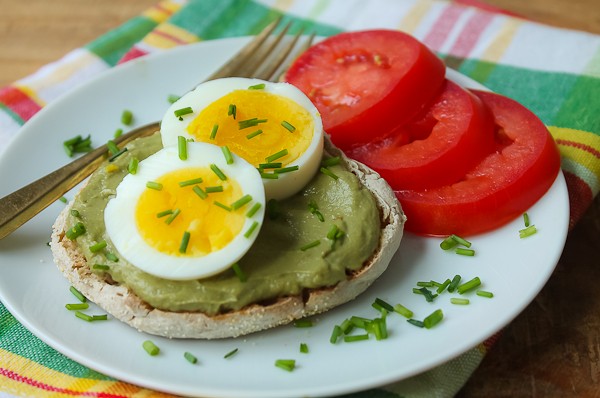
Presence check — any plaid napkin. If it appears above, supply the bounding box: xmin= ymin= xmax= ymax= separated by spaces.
xmin=1 ymin=0 xmax=599 ymax=396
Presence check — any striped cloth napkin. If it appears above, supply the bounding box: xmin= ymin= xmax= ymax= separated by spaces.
xmin=1 ymin=0 xmax=599 ymax=396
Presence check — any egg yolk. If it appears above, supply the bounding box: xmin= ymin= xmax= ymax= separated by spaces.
xmin=186 ymin=90 xmax=314 ymax=167
xmin=135 ymin=167 xmax=246 ymax=257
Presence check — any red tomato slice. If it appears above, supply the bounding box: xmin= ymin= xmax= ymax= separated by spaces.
xmin=284 ymin=30 xmax=445 ymax=150
xmin=396 ymin=90 xmax=561 ymax=237
xmin=347 ymin=80 xmax=496 ymax=190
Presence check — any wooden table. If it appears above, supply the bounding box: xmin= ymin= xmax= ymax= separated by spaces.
xmin=1 ymin=1 xmax=599 ymax=396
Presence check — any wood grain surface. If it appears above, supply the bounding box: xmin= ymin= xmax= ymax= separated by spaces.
xmin=1 ymin=1 xmax=600 ymax=397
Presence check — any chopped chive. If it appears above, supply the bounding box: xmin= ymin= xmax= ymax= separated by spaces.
xmin=66 ymin=222 xmax=86 ymax=240
xmin=248 ymin=83 xmax=265 ymax=90
xmin=274 ymin=165 xmax=299 ymax=174
xmin=146 ymin=181 xmax=163 ymax=190
xmin=231 ymin=194 xmax=253 ymax=210
xmin=59 ymin=196 xmax=68 ymax=204
xmin=423 ymin=309 xmax=444 ymax=329
xmin=224 ymin=348 xmax=238 ymax=359
xmin=238 ymin=118 xmax=268 ymax=130
xmin=156 ymin=209 xmax=173 ymax=218
xmin=108 ymin=147 xmax=128 ymax=162
xmin=179 ymin=231 xmax=191 ymax=254
xmin=246 ymin=129 xmax=263 ymax=139
xmin=393 ymin=303 xmax=413 ymax=319
xmin=114 ymin=128 xmax=123 ymax=138
xmin=63 ymin=135 xmax=93 ymax=157
xmin=350 ymin=316 xmax=370 ymax=329
xmin=65 ymin=303 xmax=89 ymax=311
xmin=300 ymin=240 xmax=321 ymax=251
xmin=452 ymin=234 xmax=472 ymax=248
xmin=70 ymin=209 xmax=80 ymax=218
xmin=92 ymin=264 xmax=110 ymax=271
xmin=92 ymin=314 xmax=108 ymax=321
xmin=121 ymin=110 xmax=133 ymax=125
xmin=275 ymin=359 xmax=296 ymax=372
xmin=419 ymin=287 xmax=438 ymax=302
xmin=174 ymin=106 xmax=193 ymax=118
xmin=205 ymin=185 xmax=224 ymax=193
xmin=210 ymin=123 xmax=219 ymax=140
xmin=437 ymin=278 xmax=452 ymax=294
xmin=128 ymin=157 xmax=139 ymax=174
xmin=89 ymin=240 xmax=107 ymax=253
xmin=184 ymin=352 xmax=198 ymax=364
xmin=523 ymin=212 xmax=531 ymax=227
xmin=447 ymin=275 xmax=462 ymax=293
xmin=246 ymin=203 xmax=261 ymax=218
xmin=106 ymin=140 xmax=120 ymax=155
xmin=457 ymin=277 xmax=481 ymax=295
xmin=451 ymin=298 xmax=470 ymax=305
xmin=221 ymin=146 xmax=234 ymax=164
xmin=344 ymin=334 xmax=369 ymax=342
xmin=294 ymin=319 xmax=313 ymax=328
xmin=75 ymin=311 xmax=93 ymax=322
xmin=165 ymin=208 xmax=181 ymax=225
xmin=260 ymin=172 xmax=279 ymax=179
xmin=143 ymin=340 xmax=160 ymax=356
xmin=231 ymin=262 xmax=247 ymax=282
xmin=281 ymin=120 xmax=296 ymax=132
xmin=308 ymin=201 xmax=325 ymax=222
xmin=300 ymin=343 xmax=309 ymax=354
xmin=168 ymin=94 xmax=180 ymax=104
xmin=214 ymin=201 xmax=232 ymax=212
xmin=330 ymin=325 xmax=342 ymax=344
xmin=407 ymin=319 xmax=425 ymax=328
xmin=321 ymin=156 xmax=341 ymax=167
xmin=265 ymin=149 xmax=288 ymax=162
xmin=178 ymin=177 xmax=204 ymax=187
xmin=193 ymin=186 xmax=208 ymax=199
xmin=455 ymin=248 xmax=475 ymax=256
xmin=440 ymin=235 xmax=458 ymax=250
xmin=227 ymin=104 xmax=237 ymax=119
xmin=372 ymin=318 xmax=388 ymax=340
xmin=258 ymin=162 xmax=282 ymax=169
xmin=178 ymin=136 xmax=188 ymax=160
xmin=327 ymin=225 xmax=340 ymax=240
xmin=374 ymin=298 xmax=394 ymax=312
xmin=244 ymin=221 xmax=259 ymax=238
xmin=417 ymin=281 xmax=435 ymax=287
xmin=476 ymin=290 xmax=494 ymax=298
xmin=105 ymin=252 xmax=119 ymax=262
xmin=519 ymin=225 xmax=537 ymax=238
xmin=339 ymin=319 xmax=354 ymax=334
xmin=210 ymin=164 xmax=227 ymax=181
xmin=320 ymin=167 xmax=339 ymax=180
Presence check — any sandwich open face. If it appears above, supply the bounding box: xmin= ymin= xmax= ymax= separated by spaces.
xmin=50 ymin=78 xmax=405 ymax=339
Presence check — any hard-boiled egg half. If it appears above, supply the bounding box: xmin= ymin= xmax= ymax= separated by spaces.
xmin=104 ymin=142 xmax=265 ymax=281
xmin=161 ymin=78 xmax=324 ymax=200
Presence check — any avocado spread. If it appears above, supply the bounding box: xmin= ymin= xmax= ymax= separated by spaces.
xmin=69 ymin=134 xmax=380 ymax=315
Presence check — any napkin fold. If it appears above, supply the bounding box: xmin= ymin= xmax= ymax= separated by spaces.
xmin=1 ymin=0 xmax=599 ymax=397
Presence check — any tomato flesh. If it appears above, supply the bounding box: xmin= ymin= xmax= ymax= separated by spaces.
xmin=348 ymin=80 xmax=496 ymax=190
xmin=284 ymin=30 xmax=445 ymax=150
xmin=396 ymin=90 xmax=561 ymax=236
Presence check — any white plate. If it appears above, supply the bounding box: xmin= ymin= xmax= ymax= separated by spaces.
xmin=0 ymin=37 xmax=569 ymax=398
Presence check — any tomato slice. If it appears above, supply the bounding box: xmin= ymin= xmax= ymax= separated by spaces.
xmin=396 ymin=90 xmax=561 ymax=237
xmin=284 ymin=30 xmax=445 ymax=150
xmin=347 ymin=80 xmax=496 ymax=190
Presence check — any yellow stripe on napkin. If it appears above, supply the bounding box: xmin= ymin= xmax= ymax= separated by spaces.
xmin=144 ymin=22 xmax=200 ymax=49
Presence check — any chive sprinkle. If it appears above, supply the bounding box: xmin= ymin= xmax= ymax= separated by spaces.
xmin=205 ymin=185 xmax=224 ymax=193
xmin=92 ymin=264 xmax=110 ymax=271
xmin=308 ymin=201 xmax=324 ymax=222
xmin=59 ymin=196 xmax=68 ymax=204
xmin=105 ymin=252 xmax=119 ymax=262
xmin=260 ymin=172 xmax=279 ymax=179
xmin=178 ymin=136 xmax=188 ymax=160
xmin=407 ymin=319 xmax=425 ymax=328
xmin=452 ymin=234 xmax=472 ymax=248
xmin=455 ymin=248 xmax=475 ymax=256
xmin=114 ymin=128 xmax=123 ymax=138
xmin=231 ymin=194 xmax=253 ymax=210
xmin=274 ymin=165 xmax=299 ymax=174
xmin=238 ymin=118 xmax=267 ymax=130
xmin=221 ymin=146 xmax=234 ymax=164
xmin=248 ymin=83 xmax=265 ymax=90
xmin=476 ymin=290 xmax=494 ymax=298
xmin=214 ymin=201 xmax=232 ymax=212
xmin=437 ymin=278 xmax=452 ymax=294
xmin=70 ymin=209 xmax=80 ymax=218
xmin=447 ymin=275 xmax=462 ymax=293
xmin=246 ymin=203 xmax=261 ymax=218
xmin=156 ymin=209 xmax=173 ymax=218
xmin=179 ymin=231 xmax=191 ymax=254
xmin=184 ymin=352 xmax=198 ymax=364
xmin=246 ymin=129 xmax=263 ymax=139
xmin=393 ymin=303 xmax=413 ymax=319
xmin=327 ymin=225 xmax=340 ymax=240
xmin=89 ymin=240 xmax=107 ymax=253
xmin=265 ymin=149 xmax=288 ymax=162
xmin=165 ymin=208 xmax=181 ymax=225
xmin=227 ymin=104 xmax=237 ymax=119
xmin=320 ymin=167 xmax=339 ymax=180
xmin=451 ymin=298 xmax=470 ymax=305
xmin=224 ymin=348 xmax=238 ymax=359
xmin=281 ymin=120 xmax=296 ymax=132
xmin=374 ymin=298 xmax=394 ymax=312
xmin=423 ymin=309 xmax=444 ymax=329
xmin=92 ymin=314 xmax=108 ymax=321
xmin=457 ymin=277 xmax=481 ymax=294
xmin=143 ymin=340 xmax=160 ymax=356
xmin=65 ymin=303 xmax=88 ymax=311
xmin=210 ymin=123 xmax=219 ymax=140
xmin=70 ymin=286 xmax=86 ymax=303
xmin=146 ymin=181 xmax=163 ymax=190
xmin=244 ymin=221 xmax=259 ymax=238
xmin=210 ymin=164 xmax=227 ymax=181
xmin=330 ymin=325 xmax=342 ymax=343
xmin=523 ymin=212 xmax=530 ymax=227
xmin=440 ymin=235 xmax=458 ymax=250
xmin=178 ymin=177 xmax=204 ymax=187
xmin=417 ymin=287 xmax=438 ymax=302
xmin=75 ymin=311 xmax=93 ymax=322
xmin=321 ymin=156 xmax=341 ymax=167
xmin=344 ymin=334 xmax=369 ymax=343
xmin=231 ymin=263 xmax=247 ymax=282
xmin=275 ymin=359 xmax=296 ymax=372
xmin=519 ymin=225 xmax=537 ymax=238
xmin=259 ymin=162 xmax=282 ymax=169
xmin=106 ymin=140 xmax=119 ymax=155
xmin=168 ymin=94 xmax=180 ymax=104
xmin=66 ymin=222 xmax=86 ymax=240
xmin=193 ymin=186 xmax=208 ymax=199
xmin=300 ymin=343 xmax=309 ymax=354
xmin=128 ymin=157 xmax=139 ymax=175
xmin=108 ymin=148 xmax=128 ymax=162
xmin=300 ymin=240 xmax=321 ymax=251
xmin=174 ymin=106 xmax=193 ymax=118
xmin=294 ymin=319 xmax=313 ymax=328
xmin=121 ymin=110 xmax=133 ymax=125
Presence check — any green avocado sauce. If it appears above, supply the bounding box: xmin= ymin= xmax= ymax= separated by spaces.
xmin=69 ymin=133 xmax=380 ymax=315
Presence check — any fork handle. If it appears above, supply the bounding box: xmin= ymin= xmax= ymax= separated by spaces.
xmin=0 ymin=122 xmax=159 ymax=240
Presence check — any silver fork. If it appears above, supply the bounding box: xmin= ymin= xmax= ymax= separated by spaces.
xmin=0 ymin=18 xmax=315 ymax=240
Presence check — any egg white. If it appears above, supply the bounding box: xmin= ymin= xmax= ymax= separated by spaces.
xmin=160 ymin=77 xmax=324 ymax=200
xmin=104 ymin=142 xmax=266 ymax=281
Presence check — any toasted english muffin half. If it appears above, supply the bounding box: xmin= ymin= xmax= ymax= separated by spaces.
xmin=50 ymin=136 xmax=405 ymax=339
